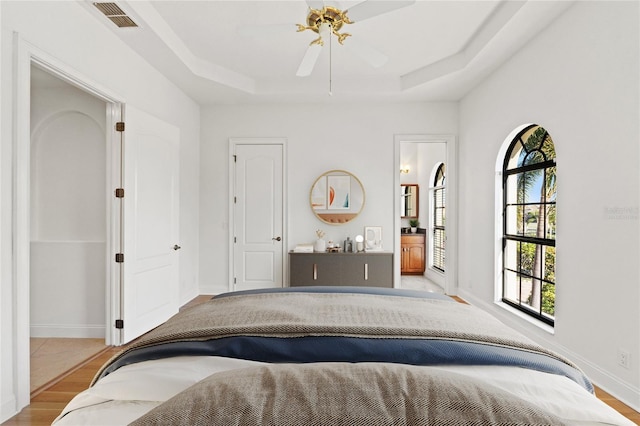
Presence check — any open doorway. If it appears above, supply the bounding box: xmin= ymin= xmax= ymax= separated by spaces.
xmin=399 ymin=141 xmax=446 ymax=293
xmin=393 ymin=135 xmax=457 ymax=295
xmin=29 ymin=65 xmax=109 ymax=392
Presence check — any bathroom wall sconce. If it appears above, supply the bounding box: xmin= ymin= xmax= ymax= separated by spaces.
xmin=400 ymin=166 xmax=410 ymax=174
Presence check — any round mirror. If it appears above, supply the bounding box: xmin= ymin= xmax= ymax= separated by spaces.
xmin=310 ymin=170 xmax=365 ymax=225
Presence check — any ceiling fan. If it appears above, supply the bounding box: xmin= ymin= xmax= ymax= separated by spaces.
xmin=238 ymin=0 xmax=415 ymax=78
xmin=295 ymin=0 xmax=415 ymax=76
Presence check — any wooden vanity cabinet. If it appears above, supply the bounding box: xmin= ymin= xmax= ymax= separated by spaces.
xmin=289 ymin=252 xmax=393 ymax=288
xmin=400 ymin=233 xmax=425 ymax=274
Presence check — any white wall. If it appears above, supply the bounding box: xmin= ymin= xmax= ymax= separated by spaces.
xmin=1 ymin=1 xmax=200 ymax=420
xmin=458 ymin=1 xmax=639 ymax=409
xmin=200 ymin=102 xmax=457 ymax=294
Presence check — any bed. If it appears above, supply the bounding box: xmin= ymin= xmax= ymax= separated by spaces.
xmin=53 ymin=286 xmax=634 ymax=425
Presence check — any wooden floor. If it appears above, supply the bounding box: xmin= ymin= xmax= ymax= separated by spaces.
xmin=3 ymin=294 xmax=639 ymax=425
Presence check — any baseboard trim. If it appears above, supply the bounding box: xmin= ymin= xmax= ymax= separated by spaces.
xmin=199 ymin=284 xmax=228 ymax=296
xmin=30 ymin=324 xmax=105 ymax=338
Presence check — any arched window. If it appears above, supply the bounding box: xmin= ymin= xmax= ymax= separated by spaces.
xmin=431 ymin=163 xmax=445 ymax=272
xmin=502 ymin=125 xmax=556 ymax=325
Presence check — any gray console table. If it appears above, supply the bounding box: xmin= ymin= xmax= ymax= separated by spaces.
xmin=289 ymin=251 xmax=393 ymax=288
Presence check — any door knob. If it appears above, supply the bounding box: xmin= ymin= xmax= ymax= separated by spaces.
xmin=272 ymin=237 xmax=281 ymax=241
xmin=173 ymin=244 xmax=181 ymax=250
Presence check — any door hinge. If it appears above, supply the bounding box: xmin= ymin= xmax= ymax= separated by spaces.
xmin=234 ymin=196 xmax=237 ymax=204
xmin=115 ymin=253 xmax=124 ymax=263
xmin=115 ymin=122 xmax=125 ymax=132
xmin=115 ymin=319 xmax=124 ymax=329
xmin=234 ymin=277 xmax=237 ymax=284
xmin=233 ymin=155 xmax=237 ymax=163
xmin=115 ymin=188 xmax=124 ymax=198
xmin=234 ymin=236 xmax=237 ymax=243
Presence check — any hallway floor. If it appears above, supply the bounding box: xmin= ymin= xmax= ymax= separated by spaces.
xmin=400 ymin=274 xmax=445 ymax=293
xmin=30 ymin=337 xmax=107 ymax=394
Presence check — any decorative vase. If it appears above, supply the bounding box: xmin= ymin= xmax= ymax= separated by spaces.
xmin=411 ymin=227 xmax=417 ymax=233
xmin=314 ymin=238 xmax=326 ymax=252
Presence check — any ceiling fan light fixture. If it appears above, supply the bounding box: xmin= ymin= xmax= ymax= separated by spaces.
xmin=298 ymin=6 xmax=352 ymax=46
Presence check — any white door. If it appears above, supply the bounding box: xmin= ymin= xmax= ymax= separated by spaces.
xmin=120 ymin=106 xmax=180 ymax=343
xmin=232 ymin=141 xmax=285 ymax=291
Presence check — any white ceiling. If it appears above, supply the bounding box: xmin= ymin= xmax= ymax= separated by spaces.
xmin=83 ymin=0 xmax=574 ymax=105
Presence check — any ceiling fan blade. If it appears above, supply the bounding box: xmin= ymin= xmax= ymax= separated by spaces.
xmin=345 ymin=36 xmax=388 ymax=68
xmin=237 ymin=23 xmax=297 ymax=38
xmin=306 ymin=0 xmax=325 ymax=11
xmin=322 ymin=1 xmax=342 ymax=9
xmin=296 ymin=43 xmax=323 ymax=77
xmin=346 ymin=0 xmax=415 ymax=22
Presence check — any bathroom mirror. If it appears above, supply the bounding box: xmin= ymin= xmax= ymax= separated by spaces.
xmin=400 ymin=184 xmax=419 ymax=218
xmin=310 ymin=170 xmax=365 ymax=225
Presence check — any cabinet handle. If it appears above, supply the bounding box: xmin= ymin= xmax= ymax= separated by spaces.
xmin=313 ymin=263 xmax=317 ymax=280
xmin=364 ymin=263 xmax=368 ymax=280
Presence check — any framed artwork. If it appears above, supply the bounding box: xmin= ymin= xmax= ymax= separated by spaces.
xmin=364 ymin=226 xmax=383 ymax=251
xmin=327 ymin=175 xmax=351 ymax=210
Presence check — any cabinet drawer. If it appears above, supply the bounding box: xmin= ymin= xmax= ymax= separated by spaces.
xmin=342 ymin=254 xmax=392 ymax=287
xmin=289 ymin=254 xmax=341 ymax=286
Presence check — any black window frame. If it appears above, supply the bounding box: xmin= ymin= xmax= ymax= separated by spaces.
xmin=432 ymin=163 xmax=445 ymax=272
xmin=502 ymin=125 xmax=556 ymax=326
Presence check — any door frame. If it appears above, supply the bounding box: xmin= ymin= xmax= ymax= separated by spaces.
xmin=12 ymin=35 xmax=124 ymax=409
xmin=393 ymin=134 xmax=458 ymax=295
xmin=228 ymin=138 xmax=287 ymax=292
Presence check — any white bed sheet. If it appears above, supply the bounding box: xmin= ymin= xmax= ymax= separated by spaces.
xmin=53 ymin=355 xmax=635 ymax=426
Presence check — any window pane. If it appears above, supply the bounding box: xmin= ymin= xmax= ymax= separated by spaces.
xmin=505 ymin=205 xmax=523 ymax=236
xmin=546 ymin=204 xmax=556 ymax=240
xmin=523 ymin=171 xmax=544 ymax=203
xmin=524 ymin=204 xmax=542 ymax=238
xmin=523 ymin=149 xmax=546 ymax=167
xmin=505 ymin=174 xmax=520 ymax=204
xmin=520 ymin=276 xmax=537 ymax=310
xmin=504 ymin=240 xmax=519 ymax=271
xmin=434 ymin=208 xmax=444 ymax=226
xmin=506 ymin=141 xmax=524 ymax=169
xmin=523 ymin=127 xmax=545 ymax=152
xmin=519 ymin=242 xmax=536 ymax=276
xmin=433 ymin=228 xmax=445 ymax=271
xmin=434 ymin=163 xmax=445 ymax=186
xmin=546 ymin=166 xmax=557 ymax=202
xmin=541 ymin=137 xmax=555 ymax=160
xmin=541 ymin=282 xmax=555 ymax=317
xmin=520 ymin=276 xmax=533 ymax=306
xmin=543 ymin=246 xmax=555 ymax=284
xmin=503 ymin=270 xmax=520 ymax=303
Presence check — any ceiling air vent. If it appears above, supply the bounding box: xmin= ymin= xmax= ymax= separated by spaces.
xmin=93 ymin=2 xmax=138 ymax=28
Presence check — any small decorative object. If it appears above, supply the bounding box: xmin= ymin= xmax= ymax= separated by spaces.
xmin=364 ymin=226 xmax=383 ymax=251
xmin=409 ymin=219 xmax=419 ymax=233
xmin=314 ymin=229 xmax=326 ymax=252
xmin=293 ymin=243 xmax=314 ymax=253
xmin=343 ymin=236 xmax=353 ymax=253
xmin=354 ymin=234 xmax=364 ymax=252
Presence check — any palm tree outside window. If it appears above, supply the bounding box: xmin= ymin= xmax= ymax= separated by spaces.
xmin=432 ymin=163 xmax=446 ymax=272
xmin=502 ymin=125 xmax=556 ymax=326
